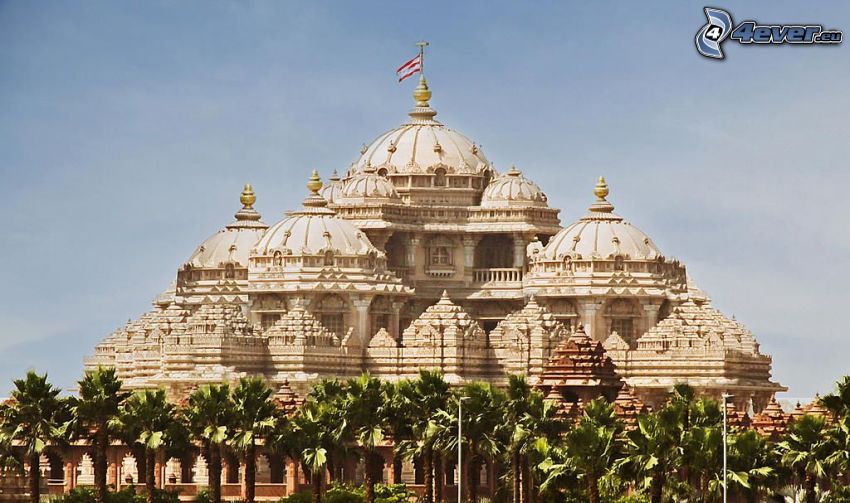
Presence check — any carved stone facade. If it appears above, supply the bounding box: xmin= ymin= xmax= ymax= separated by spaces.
xmin=86 ymin=76 xmax=784 ymax=410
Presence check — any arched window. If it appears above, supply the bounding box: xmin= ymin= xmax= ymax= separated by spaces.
xmin=431 ymin=247 xmax=450 ymax=265
xmin=224 ymin=263 xmax=235 ymax=279
xmin=377 ymin=167 xmax=388 ymax=178
xmin=474 ymin=235 xmax=514 ymax=268
xmin=605 ymin=299 xmax=640 ymax=343
xmin=323 ymin=250 xmax=335 ymax=266
xmin=273 ymin=251 xmax=283 ymax=267
xmin=613 ymin=255 xmax=624 ymax=271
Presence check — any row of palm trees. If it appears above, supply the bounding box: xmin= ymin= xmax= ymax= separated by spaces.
xmin=2 ymin=369 xmax=850 ymax=503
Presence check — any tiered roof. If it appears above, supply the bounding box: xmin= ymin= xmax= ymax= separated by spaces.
xmin=725 ymin=401 xmax=752 ymax=430
xmin=752 ymin=396 xmax=789 ymax=439
xmin=536 ymin=324 xmax=622 ymax=402
xmin=614 ymin=386 xmax=649 ymax=429
xmin=273 ymin=380 xmax=303 ymax=415
xmin=402 ymin=291 xmax=487 ymax=347
xmin=265 ymin=306 xmax=339 ymax=347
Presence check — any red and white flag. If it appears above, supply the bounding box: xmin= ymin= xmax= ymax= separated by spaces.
xmin=396 ymin=54 xmax=421 ymax=82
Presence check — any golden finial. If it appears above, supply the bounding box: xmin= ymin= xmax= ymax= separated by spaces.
xmin=240 ymin=183 xmax=256 ymax=208
xmin=594 ymin=176 xmax=609 ymax=201
xmin=307 ymin=170 xmax=323 ymax=194
xmin=413 ymin=41 xmax=431 ymax=107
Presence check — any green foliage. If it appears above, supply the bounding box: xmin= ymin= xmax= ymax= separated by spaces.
xmin=276 ymin=492 xmax=312 ymax=503
xmin=53 ymin=487 xmax=179 ymax=503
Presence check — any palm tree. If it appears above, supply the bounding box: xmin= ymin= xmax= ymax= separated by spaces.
xmin=727 ymin=429 xmax=776 ymax=503
xmin=184 ymin=384 xmax=235 ymax=503
xmin=0 ymin=371 xmax=69 ymax=503
xmin=304 ymin=379 xmax=347 ymax=481
xmin=229 ymin=377 xmax=277 ymax=503
xmin=776 ymin=414 xmax=831 ymax=503
xmin=821 ymin=376 xmax=850 ymax=420
xmin=560 ymin=398 xmax=623 ymax=503
xmin=393 ymin=370 xmax=450 ymax=503
xmin=112 ymin=389 xmax=182 ymax=503
xmin=68 ymin=367 xmax=129 ymax=503
xmin=502 ymin=375 xmax=565 ymax=503
xmin=278 ymin=403 xmax=331 ymax=503
xmin=429 ymin=382 xmax=506 ymax=503
xmin=340 ymin=373 xmax=391 ymax=503
xmin=616 ymin=406 xmax=682 ymax=503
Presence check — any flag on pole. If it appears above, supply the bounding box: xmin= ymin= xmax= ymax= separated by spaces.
xmin=396 ymin=54 xmax=422 ymax=82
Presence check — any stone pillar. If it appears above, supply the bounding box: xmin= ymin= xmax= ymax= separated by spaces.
xmin=285 ymin=458 xmax=298 ymax=495
xmin=108 ymin=461 xmax=119 ymax=490
xmin=642 ymin=303 xmax=661 ymax=338
xmin=513 ymin=234 xmax=527 ymax=270
xmin=240 ymin=459 xmax=248 ymax=500
xmin=353 ymin=296 xmax=373 ymax=349
xmin=64 ymin=457 xmax=76 ymax=493
xmin=407 ymin=236 xmax=420 ymax=275
xmin=580 ymin=301 xmax=601 ymax=342
xmin=462 ymin=235 xmax=478 ymax=282
xmin=390 ymin=302 xmax=403 ymax=341
xmin=368 ymin=230 xmax=392 ymax=252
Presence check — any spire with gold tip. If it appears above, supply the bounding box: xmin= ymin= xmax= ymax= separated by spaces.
xmin=228 ymin=183 xmax=267 ymax=229
xmin=589 ymin=176 xmax=616 ymax=214
xmin=408 ymin=41 xmax=439 ymax=124
xmin=290 ymin=170 xmax=336 ymax=216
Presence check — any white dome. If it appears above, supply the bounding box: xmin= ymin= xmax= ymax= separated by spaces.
xmin=253 ymin=174 xmax=378 ymax=258
xmin=187 ymin=185 xmax=268 ymax=268
xmin=319 ymin=170 xmax=344 ymax=204
xmin=338 ymin=166 xmax=401 ymax=203
xmin=481 ymin=166 xmax=548 ymax=208
xmin=540 ymin=177 xmax=662 ymax=260
xmin=348 ymin=78 xmax=490 ymax=177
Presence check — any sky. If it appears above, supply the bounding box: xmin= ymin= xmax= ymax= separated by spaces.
xmin=0 ymin=1 xmax=848 ymax=399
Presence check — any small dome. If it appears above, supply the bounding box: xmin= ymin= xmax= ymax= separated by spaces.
xmin=480 ymin=166 xmax=548 ymax=208
xmin=348 ymin=76 xmax=490 ymax=177
xmin=338 ymin=166 xmax=400 ymax=203
xmin=187 ymin=184 xmax=268 ymax=268
xmin=253 ymin=171 xmax=378 ymax=257
xmin=540 ymin=177 xmax=662 ymax=260
xmin=319 ymin=170 xmax=344 ymax=204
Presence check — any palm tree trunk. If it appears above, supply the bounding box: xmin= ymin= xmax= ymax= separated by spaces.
xmin=466 ymin=457 xmax=477 ymax=503
xmin=145 ymin=448 xmax=156 ymax=503
xmin=520 ymin=455 xmax=530 ymax=503
xmin=587 ymin=474 xmax=600 ymax=503
xmin=423 ymin=446 xmax=434 ymax=503
xmin=28 ymin=452 xmax=40 ymax=503
xmin=649 ymin=473 xmax=663 ymax=503
xmin=311 ymin=468 xmax=322 ymax=503
xmin=433 ymin=452 xmax=444 ymax=503
xmin=805 ymin=472 xmax=817 ymax=503
xmin=364 ymin=452 xmax=376 ymax=503
xmin=327 ymin=454 xmax=336 ymax=483
xmin=95 ymin=429 xmax=108 ymax=503
xmin=245 ymin=442 xmax=256 ymax=503
xmin=512 ymin=452 xmax=520 ymax=503
xmin=208 ymin=444 xmax=222 ymax=503
xmin=393 ymin=456 xmax=402 ymax=485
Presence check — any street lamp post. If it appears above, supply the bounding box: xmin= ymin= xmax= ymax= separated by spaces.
xmin=722 ymin=393 xmax=734 ymax=503
xmin=458 ymin=397 xmax=469 ymax=503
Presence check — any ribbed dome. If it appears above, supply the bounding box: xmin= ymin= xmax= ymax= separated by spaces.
xmin=338 ymin=166 xmax=401 ymax=203
xmin=481 ymin=166 xmax=548 ymax=208
xmin=319 ymin=170 xmax=344 ymax=204
xmin=187 ymin=185 xmax=268 ymax=268
xmin=348 ymin=77 xmax=490 ymax=177
xmin=253 ymin=172 xmax=378 ymax=257
xmin=540 ymin=177 xmax=662 ymax=260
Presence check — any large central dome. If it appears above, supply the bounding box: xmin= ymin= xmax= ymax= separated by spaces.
xmin=345 ymin=76 xmax=492 ymax=202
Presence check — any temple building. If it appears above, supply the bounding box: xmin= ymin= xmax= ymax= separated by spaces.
xmin=85 ymin=72 xmax=785 ymax=411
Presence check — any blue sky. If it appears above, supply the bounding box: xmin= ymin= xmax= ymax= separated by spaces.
xmin=1 ymin=1 xmax=848 ymax=399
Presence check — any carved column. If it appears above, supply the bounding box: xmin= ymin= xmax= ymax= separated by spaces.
xmin=407 ymin=235 xmax=420 ymax=276
xmin=64 ymin=456 xmax=77 ymax=493
xmin=285 ymin=458 xmax=298 ymax=495
xmin=462 ymin=235 xmax=479 ymax=282
xmin=642 ymin=303 xmax=661 ymax=339
xmin=352 ymin=296 xmax=373 ymax=349
xmin=390 ymin=302 xmax=403 ymax=341
xmin=154 ymin=452 xmax=163 ymax=489
xmin=512 ymin=234 xmax=527 ymax=270
xmin=579 ymin=301 xmax=601 ymax=342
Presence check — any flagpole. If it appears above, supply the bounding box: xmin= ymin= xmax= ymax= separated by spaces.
xmin=416 ymin=40 xmax=428 ymax=79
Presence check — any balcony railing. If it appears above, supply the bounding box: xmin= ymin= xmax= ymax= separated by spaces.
xmin=473 ymin=267 xmax=523 ymax=284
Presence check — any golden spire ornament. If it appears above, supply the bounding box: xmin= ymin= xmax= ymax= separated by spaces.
xmin=240 ymin=183 xmax=256 ymax=208
xmin=594 ymin=176 xmax=609 ymax=201
xmin=307 ymin=169 xmax=323 ymax=194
